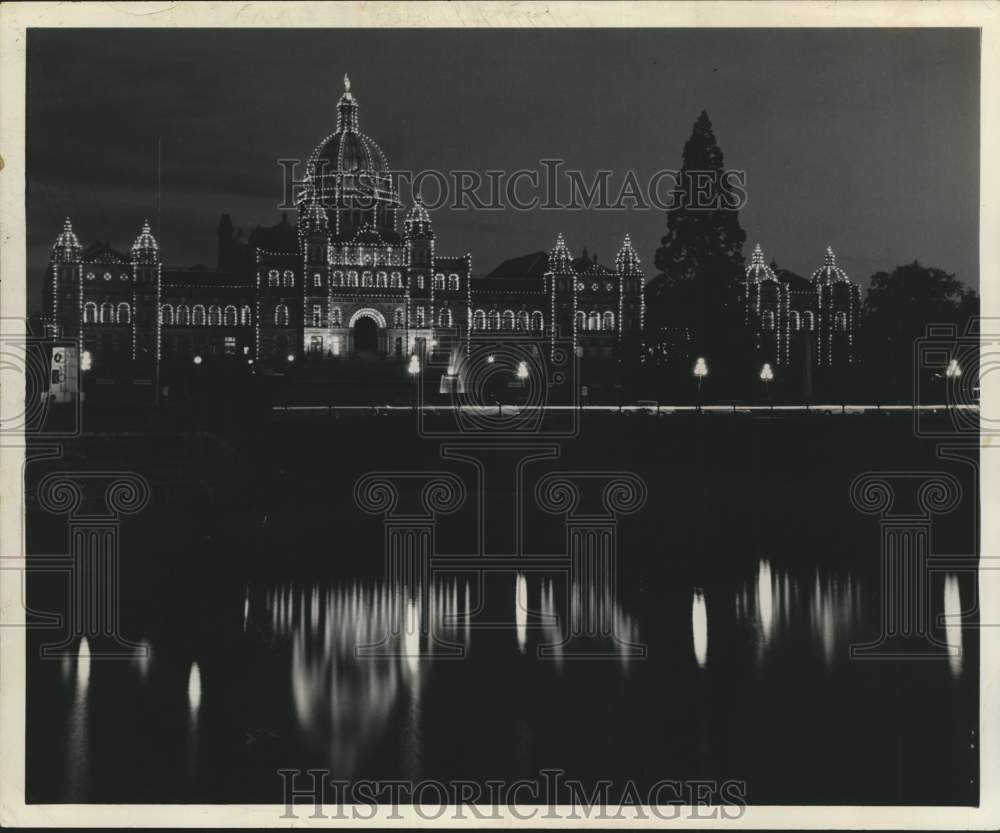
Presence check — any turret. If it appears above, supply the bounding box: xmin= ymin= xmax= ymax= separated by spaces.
xmin=615 ymin=234 xmax=645 ymax=335
xmin=46 ymin=218 xmax=83 ymax=339
xmin=130 ymin=220 xmax=161 ymax=372
xmin=404 ymin=198 xmax=434 ymax=339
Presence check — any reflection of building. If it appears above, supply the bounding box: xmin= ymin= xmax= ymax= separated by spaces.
xmin=42 ymin=76 xmax=644 ymax=380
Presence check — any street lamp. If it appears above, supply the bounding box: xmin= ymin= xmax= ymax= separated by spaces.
xmin=408 ymin=354 xmax=421 ymax=376
xmin=286 ymin=353 xmax=296 ymax=363
xmin=693 ymin=357 xmax=708 ymax=411
xmin=192 ymin=355 xmax=203 ymax=366
xmin=760 ymin=362 xmax=774 ymax=409
xmin=81 ymin=350 xmax=92 ymax=372
xmin=487 ymin=354 xmax=496 ymax=364
xmin=945 ymin=358 xmax=962 ymax=412
xmin=516 ymin=361 xmax=529 ymax=380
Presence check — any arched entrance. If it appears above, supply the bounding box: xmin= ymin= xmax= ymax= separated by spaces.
xmin=348 ymin=308 xmax=387 ymax=358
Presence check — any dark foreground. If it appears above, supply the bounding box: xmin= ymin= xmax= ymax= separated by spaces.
xmin=24 ymin=413 xmax=980 ymax=805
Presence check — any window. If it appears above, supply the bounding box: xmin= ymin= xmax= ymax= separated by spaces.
xmin=603 ymin=311 xmax=615 ymax=331
xmin=274 ymin=304 xmax=289 ymax=327
xmin=377 ymin=271 xmax=387 ymax=288
xmin=268 ymin=269 xmax=279 ymax=287
xmin=417 ymin=275 xmax=425 ymax=290
xmin=762 ymin=310 xmax=775 ymax=331
xmin=240 ymin=305 xmax=252 ymax=326
xmin=588 ymin=311 xmax=600 ymax=332
xmin=208 ymin=305 xmax=222 ymax=327
xmin=531 ymin=311 xmax=544 ymax=332
xmin=331 ymin=307 xmax=342 ymax=326
xmin=310 ymin=336 xmax=323 ymax=355
xmin=84 ymin=302 xmax=97 ymax=323
xmin=390 ymin=271 xmax=402 ymax=289
xmin=86 ymin=272 xmax=95 ymax=281
xmin=394 ymin=308 xmax=404 ymax=327
xmin=176 ymin=305 xmax=190 ymax=326
xmin=333 ymin=271 xmax=343 ymax=287
xmin=103 ymin=272 xmax=112 ymax=282
xmin=224 ymin=305 xmax=238 ymax=326
xmin=835 ymin=311 xmax=848 ymax=331
xmin=314 ymin=273 xmax=322 ymax=287
xmin=282 ymin=270 xmax=295 ymax=287
xmin=100 ymin=302 xmax=115 ymax=324
xmin=416 ymin=306 xmax=425 ymax=327
xmin=517 ymin=311 xmax=529 ymax=331
xmin=160 ymin=304 xmax=174 ymax=325
xmin=803 ymin=311 xmax=815 ymax=331
xmin=449 ymin=274 xmax=460 ymax=291
xmin=433 ymin=274 xmax=445 ymax=290
xmin=488 ymin=310 xmax=500 ymax=331
xmin=362 ymin=271 xmax=373 ymax=288
xmin=502 ymin=310 xmax=515 ymax=331
xmin=117 ymin=303 xmax=131 ymax=325
xmin=347 ymin=271 xmax=358 ymax=287
xmin=575 ymin=311 xmax=586 ymax=332
xmin=312 ymin=304 xmax=323 ymax=327
xmin=439 ymin=308 xmax=453 ymax=328
xmin=473 ymin=309 xmax=486 ymax=330
xmin=789 ymin=310 xmax=801 ymax=331
xmin=224 ymin=336 xmax=236 ymax=355
xmin=192 ymin=305 xmax=206 ymax=326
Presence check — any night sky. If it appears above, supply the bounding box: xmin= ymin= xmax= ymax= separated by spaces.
xmin=25 ymin=27 xmax=979 ymax=312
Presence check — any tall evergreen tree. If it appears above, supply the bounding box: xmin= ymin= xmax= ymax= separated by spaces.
xmin=649 ymin=111 xmax=748 ymax=379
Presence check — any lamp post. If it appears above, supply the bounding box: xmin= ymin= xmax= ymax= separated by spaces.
xmin=408 ymin=354 xmax=421 ymax=413
xmin=945 ymin=358 xmax=962 ymax=413
xmin=760 ymin=362 xmax=774 ymax=412
xmin=693 ymin=357 xmax=708 ymax=412
xmin=516 ymin=361 xmax=529 ymax=380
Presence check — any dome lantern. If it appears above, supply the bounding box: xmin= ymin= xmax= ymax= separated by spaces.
xmin=131 ymin=220 xmax=159 ymax=263
xmin=548 ymin=233 xmax=573 ymax=274
xmin=52 ymin=217 xmax=82 ymax=263
xmin=403 ymin=197 xmax=433 ymax=240
xmin=615 ymin=233 xmax=642 ymax=276
xmin=811 ymin=245 xmax=851 ymax=285
xmin=746 ymin=242 xmax=778 ymax=283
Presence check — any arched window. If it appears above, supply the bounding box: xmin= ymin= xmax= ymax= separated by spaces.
xmin=347 ymin=271 xmax=358 ymax=287
xmin=433 ymin=274 xmax=445 ymax=290
xmin=311 ymin=304 xmax=323 ymax=327
xmin=331 ymin=307 xmax=342 ymax=326
xmin=835 ymin=311 xmax=848 ymax=331
xmin=160 ymin=304 xmax=174 ymax=325
xmin=267 ymin=269 xmax=279 ymax=287
xmin=176 ymin=305 xmax=190 ymax=326
xmin=282 ymin=270 xmax=295 ymax=287
xmin=449 ymin=274 xmax=460 ymax=291
xmin=531 ymin=311 xmax=544 ymax=331
xmin=117 ymin=303 xmax=131 ymax=325
xmin=84 ymin=302 xmax=98 ymax=323
xmin=208 ymin=305 xmax=222 ymax=326
xmin=274 ymin=304 xmax=289 ymax=327
xmin=377 ymin=271 xmax=387 ymax=288
xmin=803 ymin=311 xmax=815 ymax=331
xmin=394 ymin=308 xmax=404 ymax=327
xmin=313 ymin=273 xmax=322 ymax=288
xmin=416 ymin=306 xmax=426 ymax=327
xmin=789 ymin=310 xmax=801 ymax=331
xmin=603 ymin=311 xmax=615 ymax=331
xmin=100 ymin=302 xmax=115 ymax=324
xmin=362 ymin=271 xmax=373 ymax=288
xmin=224 ymin=305 xmax=238 ymax=326
xmin=416 ymin=275 xmax=425 ymax=291
xmin=487 ymin=310 xmax=500 ymax=331
xmin=588 ymin=311 xmax=600 ymax=331
xmin=473 ymin=310 xmax=486 ymax=330
xmin=517 ymin=311 xmax=529 ymax=331
xmin=502 ymin=310 xmax=515 ymax=331
xmin=762 ymin=310 xmax=775 ymax=331
xmin=192 ymin=305 xmax=206 ymax=326
xmin=390 ymin=271 xmax=402 ymax=289
xmin=240 ymin=305 xmax=252 ymax=326
xmin=439 ymin=308 xmax=453 ymax=327
xmin=575 ymin=311 xmax=586 ymax=332
xmin=333 ymin=271 xmax=343 ymax=287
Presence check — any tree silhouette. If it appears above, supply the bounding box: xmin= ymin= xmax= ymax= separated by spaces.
xmin=863 ymin=261 xmax=978 ymax=398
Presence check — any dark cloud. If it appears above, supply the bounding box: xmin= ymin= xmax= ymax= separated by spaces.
xmin=26 ymin=27 xmax=979 ymax=311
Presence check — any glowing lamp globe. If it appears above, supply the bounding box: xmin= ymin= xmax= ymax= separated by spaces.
xmin=516 ymin=361 xmax=529 ymax=380
xmin=486 ymin=354 xmax=496 ymax=364
xmin=408 ymin=355 xmax=421 ymax=375
xmin=693 ymin=357 xmax=708 ymax=379
xmin=81 ymin=350 xmax=92 ymax=372
xmin=192 ymin=355 xmax=203 ymax=366
xmin=946 ymin=359 xmax=962 ymax=379
xmin=760 ymin=363 xmax=774 ymax=382
xmin=286 ymin=354 xmax=296 ymax=363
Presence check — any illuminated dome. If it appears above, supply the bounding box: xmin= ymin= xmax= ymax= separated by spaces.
xmin=615 ymin=234 xmax=641 ymax=275
xmin=130 ymin=220 xmax=159 ymax=263
xmin=811 ymin=246 xmax=851 ymax=285
xmin=52 ymin=217 xmax=82 ymax=262
xmin=745 ymin=242 xmax=778 ymax=283
xmin=300 ymin=75 xmax=399 ymax=242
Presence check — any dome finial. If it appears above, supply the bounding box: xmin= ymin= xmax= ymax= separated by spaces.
xmin=344 ymin=73 xmax=351 ymax=93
